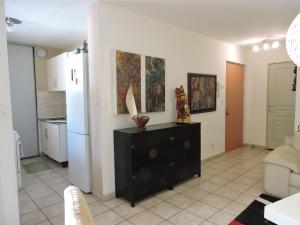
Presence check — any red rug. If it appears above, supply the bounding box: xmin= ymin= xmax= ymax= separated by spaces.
xmin=229 ymin=194 xmax=279 ymax=225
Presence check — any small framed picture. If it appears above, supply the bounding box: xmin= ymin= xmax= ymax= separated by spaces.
xmin=188 ymin=73 xmax=217 ymax=114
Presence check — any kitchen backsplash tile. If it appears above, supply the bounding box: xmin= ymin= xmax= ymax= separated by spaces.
xmin=37 ymin=91 xmax=66 ymax=118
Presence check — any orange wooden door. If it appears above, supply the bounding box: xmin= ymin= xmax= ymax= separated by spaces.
xmin=225 ymin=62 xmax=244 ymax=151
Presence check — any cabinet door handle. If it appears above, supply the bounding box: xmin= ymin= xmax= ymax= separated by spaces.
xmin=169 ymin=136 xmax=175 ymax=142
xmin=71 ymin=69 xmax=74 ymax=81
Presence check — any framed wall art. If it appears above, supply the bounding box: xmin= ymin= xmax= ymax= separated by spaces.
xmin=145 ymin=56 xmax=165 ymax=112
xmin=188 ymin=73 xmax=217 ymax=114
xmin=116 ymin=50 xmax=141 ymax=114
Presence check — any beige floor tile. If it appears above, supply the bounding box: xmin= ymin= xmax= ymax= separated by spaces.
xmin=201 ymin=194 xmax=231 ymax=209
xmin=225 ymin=182 xmax=250 ymax=193
xmin=173 ymin=182 xmax=194 ymax=192
xmin=208 ymin=210 xmax=234 ymax=225
xmin=129 ymin=211 xmax=163 ymax=225
xmin=19 ymin=199 xmax=38 ymax=215
xmin=138 ymin=196 xmax=162 ymax=209
xmin=216 ymin=172 xmax=238 ymax=180
xmin=207 ymin=176 xmax=231 ymax=186
xmin=20 ymin=210 xmax=47 ymax=225
xmin=166 ymin=194 xmax=195 ymax=209
xmin=33 ymin=193 xmax=63 ymax=208
xmin=36 ymin=221 xmax=52 ymax=225
xmin=50 ymin=214 xmax=64 ymax=225
xmin=23 ymin=182 xmax=49 ymax=192
xmin=186 ymin=201 xmax=219 ymax=219
xmin=168 ymin=210 xmax=204 ymax=225
xmin=182 ymin=188 xmax=209 ymax=200
xmin=41 ymin=202 xmax=64 ymax=219
xmin=214 ymin=187 xmax=241 ymax=200
xmin=235 ymin=193 xmax=257 ymax=205
xmin=38 ymin=171 xmax=61 ymax=182
xmin=195 ymin=182 xmax=221 ymax=192
xmin=222 ymin=201 xmax=247 ymax=216
xmin=159 ymin=221 xmax=174 ymax=225
xmin=83 ymin=193 xmax=99 ymax=204
xmin=234 ymin=176 xmax=258 ymax=186
xmin=113 ymin=203 xmax=145 ymax=219
xmin=93 ymin=210 xmax=124 ymax=225
xmin=44 ymin=177 xmax=67 ymax=186
xmin=149 ymin=201 xmax=181 ymax=219
xmin=104 ymin=197 xmax=127 ymax=208
xmin=19 ymin=190 xmax=31 ymax=202
xmin=118 ymin=221 xmax=134 ymax=225
xmin=244 ymin=186 xmax=262 ymax=197
xmin=27 ymin=187 xmax=56 ymax=199
xmin=200 ymin=221 xmax=216 ymax=225
xmin=88 ymin=201 xmax=109 ymax=216
xmin=155 ymin=190 xmax=177 ymax=200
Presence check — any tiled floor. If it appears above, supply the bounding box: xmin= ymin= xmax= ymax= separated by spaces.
xmin=19 ymin=146 xmax=269 ymax=225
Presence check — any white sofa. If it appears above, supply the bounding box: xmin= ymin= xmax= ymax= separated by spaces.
xmin=64 ymin=186 xmax=95 ymax=225
xmin=263 ymin=132 xmax=300 ymax=198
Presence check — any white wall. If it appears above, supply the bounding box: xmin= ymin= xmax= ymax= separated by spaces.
xmin=295 ymin=67 xmax=300 ymax=131
xmin=0 ymin=0 xmax=20 ymax=224
xmin=88 ymin=2 xmax=247 ymax=197
xmin=244 ymin=41 xmax=291 ymax=146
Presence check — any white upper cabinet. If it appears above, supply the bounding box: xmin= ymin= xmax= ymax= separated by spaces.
xmin=46 ymin=53 xmax=66 ymax=91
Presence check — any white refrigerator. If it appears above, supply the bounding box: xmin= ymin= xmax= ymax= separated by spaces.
xmin=66 ymin=52 xmax=91 ymax=193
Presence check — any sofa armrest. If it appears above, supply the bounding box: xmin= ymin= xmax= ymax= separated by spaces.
xmin=64 ymin=186 xmax=95 ymax=225
xmin=263 ymin=145 xmax=300 ymax=173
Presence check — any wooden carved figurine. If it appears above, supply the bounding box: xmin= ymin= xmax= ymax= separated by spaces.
xmin=175 ymin=85 xmax=191 ymax=124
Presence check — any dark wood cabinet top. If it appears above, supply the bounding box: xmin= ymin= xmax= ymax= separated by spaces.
xmin=114 ymin=122 xmax=200 ymax=134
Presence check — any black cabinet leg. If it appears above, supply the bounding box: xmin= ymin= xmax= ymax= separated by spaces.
xmin=131 ymin=201 xmax=135 ymax=207
xmin=115 ymin=192 xmax=120 ymax=198
xmin=168 ymin=186 xmax=174 ymax=190
xmin=197 ymin=172 xmax=201 ymax=177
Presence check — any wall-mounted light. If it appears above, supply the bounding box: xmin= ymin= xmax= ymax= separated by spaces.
xmin=252 ymin=45 xmax=260 ymax=52
xmin=263 ymin=43 xmax=270 ymax=50
xmin=252 ymin=40 xmax=281 ymax=52
xmin=272 ymin=41 xmax=280 ymax=49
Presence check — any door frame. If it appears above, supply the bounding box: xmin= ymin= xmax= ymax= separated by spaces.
xmin=225 ymin=61 xmax=246 ymax=152
xmin=266 ymin=61 xmax=294 ymax=148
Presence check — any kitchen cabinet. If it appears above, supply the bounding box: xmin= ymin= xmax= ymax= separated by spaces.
xmin=46 ymin=53 xmax=66 ymax=91
xmin=39 ymin=121 xmax=68 ymax=165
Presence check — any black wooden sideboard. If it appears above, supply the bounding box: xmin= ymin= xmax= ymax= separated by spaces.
xmin=113 ymin=122 xmax=201 ymax=207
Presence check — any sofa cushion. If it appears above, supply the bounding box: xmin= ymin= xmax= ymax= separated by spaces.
xmin=290 ymin=173 xmax=300 ymax=189
xmin=293 ymin=132 xmax=300 ymax=151
xmin=64 ymin=185 xmax=95 ymax=225
xmin=263 ymin=145 xmax=300 ymax=173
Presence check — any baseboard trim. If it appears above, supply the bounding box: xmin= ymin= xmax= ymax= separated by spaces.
xmin=244 ymin=143 xmax=267 ymax=149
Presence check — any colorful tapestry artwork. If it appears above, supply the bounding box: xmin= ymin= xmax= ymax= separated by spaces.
xmin=145 ymin=56 xmax=165 ymax=112
xmin=116 ymin=50 xmax=141 ymax=114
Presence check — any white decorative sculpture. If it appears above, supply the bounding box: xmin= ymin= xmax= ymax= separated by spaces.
xmin=126 ymin=84 xmax=149 ymax=129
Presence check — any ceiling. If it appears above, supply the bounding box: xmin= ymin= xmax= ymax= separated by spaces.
xmin=4 ymin=0 xmax=300 ymax=48
xmin=5 ymin=0 xmax=95 ymax=49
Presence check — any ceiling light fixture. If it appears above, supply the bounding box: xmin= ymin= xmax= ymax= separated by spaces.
xmin=263 ymin=43 xmax=270 ymax=50
xmin=252 ymin=45 xmax=260 ymax=52
xmin=5 ymin=17 xmax=22 ymax=32
xmin=286 ymin=13 xmax=300 ymax=66
xmin=272 ymin=41 xmax=280 ymax=49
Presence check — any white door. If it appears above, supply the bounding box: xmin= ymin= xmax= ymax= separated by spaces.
xmin=8 ymin=44 xmax=39 ymax=158
xmin=267 ymin=62 xmax=296 ymax=149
